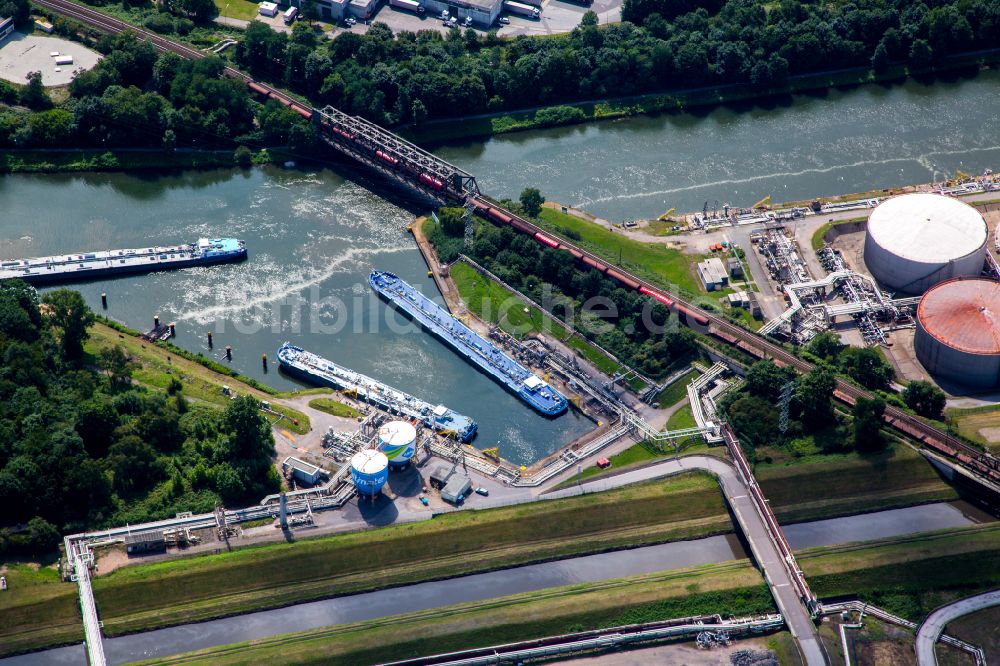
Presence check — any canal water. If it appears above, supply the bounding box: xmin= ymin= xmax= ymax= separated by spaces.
xmin=1 ymin=71 xmax=998 ymax=464
xmin=435 ymin=70 xmax=1000 ymax=222
xmin=5 ymin=500 xmax=992 ymax=665
xmin=0 ymin=169 xmax=593 ymax=465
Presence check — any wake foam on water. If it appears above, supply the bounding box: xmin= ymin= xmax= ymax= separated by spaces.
xmin=173 ymin=244 xmax=413 ymax=324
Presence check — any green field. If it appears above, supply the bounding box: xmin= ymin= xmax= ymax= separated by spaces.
xmin=139 ymin=561 xmax=773 ymax=665
xmin=307 ymin=398 xmax=362 ymax=419
xmin=536 ymin=207 xmax=707 ymax=297
xmin=945 ymin=403 xmax=1000 ymax=453
xmin=666 ymin=404 xmax=697 ymax=430
xmin=213 ymin=0 xmax=260 ymax=20
xmin=655 ymin=369 xmax=696 ymax=409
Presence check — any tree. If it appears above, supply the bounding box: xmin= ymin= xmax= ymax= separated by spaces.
xmin=162 ymin=128 xmax=177 ymax=151
xmin=42 ymin=290 xmax=94 ymax=361
xmin=796 ymin=367 xmax=835 ymax=427
xmin=745 ymin=359 xmax=795 ymax=403
xmin=903 ymin=381 xmax=946 ymax=419
xmin=108 ymin=436 xmax=164 ymax=496
xmin=26 ymin=516 xmax=60 ymax=552
xmin=224 ymin=395 xmax=272 ymax=461
xmin=99 ymin=345 xmax=135 ymax=392
xmin=234 ymin=145 xmax=253 ymax=168
xmin=909 ymin=39 xmax=933 ymax=66
xmin=727 ymin=394 xmax=779 ymax=448
xmin=871 ymin=42 xmax=890 ymax=72
xmin=19 ymin=71 xmax=52 ymax=110
xmin=580 ymin=10 xmax=598 ymax=27
xmin=853 ymin=396 xmax=886 ymax=450
xmin=519 ymin=188 xmax=545 ymax=218
xmin=411 ymin=99 xmax=427 ymax=125
xmin=840 ymin=347 xmax=894 ymax=390
xmin=75 ymin=398 xmax=119 ymax=457
xmin=806 ymin=331 xmax=844 ymax=361
xmin=438 ymin=207 xmax=467 ymax=237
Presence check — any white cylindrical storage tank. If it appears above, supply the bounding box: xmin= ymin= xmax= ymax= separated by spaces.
xmin=915 ymin=278 xmax=1000 ymax=388
xmin=379 ymin=421 xmax=417 ymax=467
xmin=863 ymin=193 xmax=987 ymax=294
xmin=350 ymin=449 xmax=389 ymax=496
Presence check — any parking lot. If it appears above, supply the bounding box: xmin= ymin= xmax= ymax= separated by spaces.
xmin=0 ymin=33 xmax=102 ymax=87
xmin=327 ymin=0 xmax=620 ymax=37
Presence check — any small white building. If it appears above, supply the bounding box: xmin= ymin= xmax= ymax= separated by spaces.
xmin=259 ymin=1 xmax=279 ymax=16
xmin=282 ymin=456 xmax=324 ymax=486
xmin=697 ymin=257 xmax=729 ymax=292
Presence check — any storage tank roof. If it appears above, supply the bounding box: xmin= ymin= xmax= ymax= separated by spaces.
xmin=379 ymin=421 xmax=416 ymax=446
xmin=918 ymin=278 xmax=1000 ymax=355
xmin=351 ymin=449 xmax=388 ymax=473
xmin=867 ymin=193 xmax=986 ymax=263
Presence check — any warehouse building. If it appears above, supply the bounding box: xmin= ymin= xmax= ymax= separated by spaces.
xmin=697 ymin=257 xmax=729 ymax=291
xmin=125 ymin=531 xmax=166 ymax=555
xmin=915 ymin=278 xmax=1000 ymax=388
xmin=863 ymin=192 xmax=987 ymax=295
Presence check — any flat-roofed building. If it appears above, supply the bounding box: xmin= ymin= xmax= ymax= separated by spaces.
xmin=697 ymin=257 xmax=729 ymax=292
xmin=282 ymin=456 xmax=324 ymax=486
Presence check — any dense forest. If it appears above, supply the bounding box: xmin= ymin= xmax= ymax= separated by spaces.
xmin=0 ymin=281 xmax=279 ymax=556
xmin=232 ymin=0 xmax=1000 ymax=125
xmin=427 ymin=204 xmax=698 ymax=379
xmin=0 ymin=26 xmax=315 ymax=152
xmin=2 ymin=0 xmax=999 ymax=149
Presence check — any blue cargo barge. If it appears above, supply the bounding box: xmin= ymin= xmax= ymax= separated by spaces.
xmin=0 ymin=238 xmax=247 ymax=285
xmin=276 ymin=343 xmax=478 ymax=442
xmin=369 ymin=271 xmax=567 ymax=417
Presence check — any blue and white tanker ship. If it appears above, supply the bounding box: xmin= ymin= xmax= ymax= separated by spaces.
xmin=0 ymin=238 xmax=247 ymax=285
xmin=276 ymin=343 xmax=478 ymax=442
xmin=369 ymin=271 xmax=568 ymax=417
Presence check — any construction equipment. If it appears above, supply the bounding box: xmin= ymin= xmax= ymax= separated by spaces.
xmin=658 ymin=207 xmax=676 ymax=221
xmin=482 ymin=447 xmax=500 ymax=462
xmin=753 ymin=195 xmax=772 ymax=210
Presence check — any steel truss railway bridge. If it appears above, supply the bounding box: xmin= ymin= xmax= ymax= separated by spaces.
xmin=29 ymin=4 xmax=1000 ymax=663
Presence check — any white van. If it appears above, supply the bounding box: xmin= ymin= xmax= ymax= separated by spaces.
xmin=283 ymin=6 xmax=298 ymax=23
xmin=259 ymin=1 xmax=278 ymax=16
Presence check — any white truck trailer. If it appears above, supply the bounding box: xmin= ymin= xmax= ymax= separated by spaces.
xmin=503 ymin=0 xmax=539 ymax=18
xmin=390 ymin=0 xmax=425 ymax=14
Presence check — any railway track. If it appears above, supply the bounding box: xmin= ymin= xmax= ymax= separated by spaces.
xmin=470 ymin=195 xmax=1000 ymax=488
xmin=35 ymin=0 xmax=1000 ymax=488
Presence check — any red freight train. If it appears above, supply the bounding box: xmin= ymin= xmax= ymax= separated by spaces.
xmin=376 ymin=150 xmax=400 ymax=167
xmin=419 ymin=173 xmax=444 ymax=191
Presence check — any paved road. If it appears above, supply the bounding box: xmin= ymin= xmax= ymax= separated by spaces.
xmin=547 ymin=455 xmax=827 ymax=666
xmin=914 ymin=588 xmax=1000 ymax=666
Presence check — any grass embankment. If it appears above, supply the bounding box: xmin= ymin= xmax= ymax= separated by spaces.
xmin=810 ymin=216 xmax=868 ymax=251
xmin=81 ymin=474 xmax=729 ymax=637
xmin=945 ymin=403 xmax=1000 ymax=453
xmin=802 ymin=524 xmax=1000 ymax=621
xmin=449 ymin=259 xmax=624 ymax=378
xmin=87 ymin=321 xmax=311 ymax=435
xmin=0 ymin=149 xmax=244 ymax=174
xmin=666 ymin=404 xmax=697 ymax=430
xmin=138 ymin=524 xmax=1000 ymax=665
xmin=139 ymin=561 xmax=773 ymax=665
xmin=535 ymin=207 xmax=708 ymax=298
xmin=307 ymin=397 xmax=362 ymax=419
xmin=0 ymin=563 xmax=82 ymax=656
xmin=757 ymin=445 xmax=959 ymax=524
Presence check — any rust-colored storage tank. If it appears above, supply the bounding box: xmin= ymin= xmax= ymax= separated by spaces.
xmin=915 ymin=278 xmax=1000 ymax=388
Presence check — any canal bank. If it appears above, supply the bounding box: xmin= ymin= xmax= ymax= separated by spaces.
xmin=4 ymin=500 xmax=993 ymax=666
